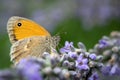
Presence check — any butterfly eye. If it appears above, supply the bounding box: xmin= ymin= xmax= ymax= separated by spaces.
xmin=17 ymin=23 xmax=22 ymax=27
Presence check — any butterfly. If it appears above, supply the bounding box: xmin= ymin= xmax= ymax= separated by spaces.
xmin=7 ymin=16 xmax=60 ymax=64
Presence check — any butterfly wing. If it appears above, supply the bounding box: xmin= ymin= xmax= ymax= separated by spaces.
xmin=10 ymin=36 xmax=60 ymax=64
xmin=10 ymin=36 xmax=50 ymax=63
xmin=7 ymin=16 xmax=50 ymax=44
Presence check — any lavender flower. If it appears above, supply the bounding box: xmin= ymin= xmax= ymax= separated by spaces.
xmin=0 ymin=69 xmax=20 ymax=80
xmin=60 ymin=41 xmax=74 ymax=53
xmin=89 ymin=53 xmax=97 ymax=60
xmin=0 ymin=39 xmax=105 ymax=80
xmin=68 ymin=51 xmax=77 ymax=59
xmin=101 ymin=65 xmax=111 ymax=75
xmin=62 ymin=60 xmax=70 ymax=67
xmin=0 ymin=40 xmax=105 ymax=80
xmin=101 ymin=64 xmax=120 ymax=76
xmin=88 ymin=72 xmax=99 ymax=80
xmin=98 ymin=39 xmax=108 ymax=48
xmin=17 ymin=58 xmax=42 ymax=80
xmin=91 ymin=31 xmax=120 ymax=77
xmin=75 ymin=54 xmax=89 ymax=71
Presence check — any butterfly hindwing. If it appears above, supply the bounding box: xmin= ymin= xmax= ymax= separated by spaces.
xmin=10 ymin=36 xmax=60 ymax=64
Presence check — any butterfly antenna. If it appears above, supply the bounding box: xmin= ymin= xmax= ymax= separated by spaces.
xmin=53 ymin=26 xmax=67 ymax=51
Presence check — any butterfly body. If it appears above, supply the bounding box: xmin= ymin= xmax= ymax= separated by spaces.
xmin=7 ymin=16 xmax=59 ymax=64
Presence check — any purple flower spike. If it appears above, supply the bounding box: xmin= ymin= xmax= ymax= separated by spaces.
xmin=115 ymin=67 xmax=120 ymax=75
xmin=68 ymin=52 xmax=77 ymax=59
xmin=89 ymin=53 xmax=97 ymax=60
xmin=110 ymin=64 xmax=119 ymax=75
xmin=101 ymin=66 xmax=111 ymax=75
xmin=60 ymin=41 xmax=74 ymax=53
xmin=17 ymin=58 xmax=43 ymax=80
xmin=77 ymin=64 xmax=89 ymax=71
xmin=88 ymin=72 xmax=99 ymax=80
xmin=101 ymin=65 xmax=120 ymax=76
xmin=99 ymin=39 xmax=108 ymax=48
xmin=75 ymin=54 xmax=89 ymax=70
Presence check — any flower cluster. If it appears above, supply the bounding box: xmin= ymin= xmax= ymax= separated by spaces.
xmin=0 ymin=41 xmax=103 ymax=80
xmin=60 ymin=41 xmax=103 ymax=80
xmin=0 ymin=31 xmax=120 ymax=80
xmin=89 ymin=31 xmax=120 ymax=76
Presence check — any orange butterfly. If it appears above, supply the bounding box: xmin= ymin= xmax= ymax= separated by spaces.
xmin=7 ymin=16 xmax=60 ymax=64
